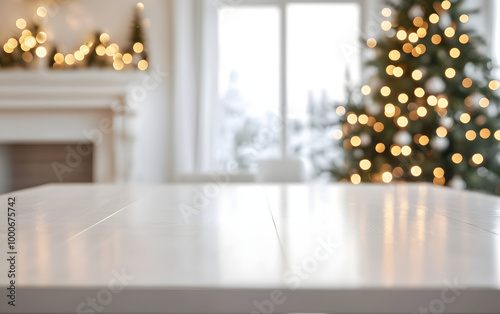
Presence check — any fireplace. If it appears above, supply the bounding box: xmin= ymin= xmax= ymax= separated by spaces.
xmin=0 ymin=70 xmax=145 ymax=194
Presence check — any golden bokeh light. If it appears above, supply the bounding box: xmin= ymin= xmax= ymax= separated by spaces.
xmin=358 ymin=114 xmax=369 ymax=125
xmin=381 ymin=86 xmax=391 ymax=96
xmin=411 ymin=166 xmax=422 ymax=177
xmin=138 ymin=59 xmax=149 ymax=71
xmin=495 ymin=130 xmax=500 ymax=141
xmin=54 ymin=53 xmax=64 ymax=64
xmin=462 ymin=78 xmax=472 ymax=88
xmin=336 ymin=106 xmax=346 ymax=116
xmin=351 ymin=136 xmax=362 ymax=147
xmin=351 ymin=174 xmax=361 ymax=184
xmin=397 ymin=116 xmax=409 ymax=128
xmin=374 ymin=122 xmax=385 ymax=132
xmin=74 ymin=50 xmax=84 ymax=61
xmin=417 ymin=27 xmax=427 ymax=38
xmin=393 ymin=167 xmax=404 ymax=178
xmin=460 ymin=14 xmax=469 ymax=23
xmin=391 ymin=145 xmax=402 ymax=156
xmin=367 ymin=38 xmax=377 ymax=48
xmin=403 ymin=43 xmax=414 ymax=53
xmin=408 ymin=32 xmax=419 ymax=43
xmin=65 ymin=54 xmax=75 ymax=65
xmin=413 ymin=17 xmax=424 ymax=27
xmin=397 ymin=30 xmax=407 ymax=40
xmin=385 ymin=103 xmax=396 ymax=117
xmin=96 ymin=45 xmax=106 ymax=56
xmin=100 ymin=33 xmax=110 ymax=43
xmin=360 ymin=159 xmax=372 ymax=170
xmin=465 ymin=130 xmax=476 ymax=141
xmin=398 ymin=93 xmax=409 ymax=103
xmin=382 ymin=172 xmax=393 ymax=183
xmin=431 ymin=34 xmax=442 ymax=45
xmin=417 ymin=106 xmax=427 ymax=117
xmin=479 ymin=98 xmax=490 ymax=108
xmin=480 ymin=128 xmax=491 ymax=139
xmin=427 ymin=95 xmax=438 ymax=106
xmin=347 ymin=113 xmax=358 ymax=124
xmin=433 ymin=167 xmax=445 ymax=178
xmin=382 ymin=8 xmax=392 ymax=17
xmin=414 ymin=87 xmax=425 ymax=98
xmin=445 ymin=67 xmax=456 ymax=78
xmin=460 ymin=113 xmax=471 ymax=124
xmin=429 ymin=13 xmax=440 ymax=24
xmin=441 ymin=0 xmax=451 ymax=10
xmin=133 ymin=42 xmax=144 ymax=53
xmin=489 ymin=80 xmax=500 ymax=91
xmin=459 ymin=34 xmax=469 ymax=44
xmin=401 ymin=145 xmax=412 ymax=156
xmin=37 ymin=6 xmax=48 ymax=17
xmin=36 ymin=32 xmax=47 ymax=44
xmin=412 ymin=69 xmax=423 ymax=80
xmin=35 ymin=46 xmax=47 ymax=58
xmin=393 ymin=67 xmax=404 ymax=77
xmin=361 ymin=85 xmax=371 ymax=95
xmin=471 ymin=153 xmax=484 ymax=165
xmin=389 ymin=50 xmax=401 ymax=61
xmin=386 ymin=65 xmax=395 ymax=75
xmin=375 ymin=143 xmax=386 ymax=153
xmin=381 ymin=20 xmax=392 ymax=31
xmin=16 ymin=18 xmax=27 ymax=30
xmin=444 ymin=27 xmax=455 ymax=38
xmin=452 ymin=153 xmax=463 ymax=164
xmin=113 ymin=61 xmax=125 ymax=71
xmin=436 ymin=126 xmax=448 ymax=137
xmin=438 ymin=97 xmax=449 ymax=108
xmin=450 ymin=48 xmax=460 ymax=58
xmin=419 ymin=135 xmax=430 ymax=146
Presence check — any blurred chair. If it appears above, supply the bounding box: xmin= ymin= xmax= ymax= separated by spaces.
xmin=257 ymin=158 xmax=305 ymax=183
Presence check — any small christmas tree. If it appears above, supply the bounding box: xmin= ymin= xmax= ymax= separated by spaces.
xmin=126 ymin=3 xmax=149 ymax=70
xmin=332 ymin=0 xmax=500 ymax=194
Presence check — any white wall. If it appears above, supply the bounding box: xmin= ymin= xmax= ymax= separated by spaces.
xmin=0 ymin=0 xmax=173 ymax=183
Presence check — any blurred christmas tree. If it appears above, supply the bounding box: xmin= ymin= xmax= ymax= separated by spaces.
xmin=331 ymin=0 xmax=500 ymax=194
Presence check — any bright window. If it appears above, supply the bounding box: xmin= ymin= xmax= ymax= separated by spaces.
xmin=217 ymin=1 xmax=361 ymax=176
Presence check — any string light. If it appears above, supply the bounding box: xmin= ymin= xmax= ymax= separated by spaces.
xmin=96 ymin=45 xmax=106 ymax=56
xmin=418 ymin=135 xmax=430 ymax=146
xmin=65 ymin=54 xmax=76 ymax=65
xmin=431 ymin=34 xmax=442 ymax=45
xmin=381 ymin=20 xmax=392 ymax=31
xmin=374 ymin=122 xmax=384 ymax=132
xmin=360 ymin=159 xmax=372 ymax=170
xmin=427 ymin=95 xmax=438 ymax=106
xmin=401 ymin=145 xmax=412 ymax=156
xmin=489 ymin=80 xmax=500 ymax=91
xmin=462 ymin=78 xmax=472 ymax=88
xmin=412 ymin=69 xmax=423 ymax=80
xmin=460 ymin=113 xmax=471 ymax=124
xmin=460 ymin=14 xmax=469 ymax=23
xmin=397 ymin=116 xmax=409 ymax=127
xmin=397 ymin=30 xmax=407 ymax=40
xmin=429 ymin=13 xmax=440 ymax=24
xmin=376 ymin=143 xmax=386 ymax=153
xmin=386 ymin=65 xmax=395 ymax=75
xmin=444 ymin=27 xmax=455 ymax=38
xmin=74 ymin=50 xmax=84 ymax=61
xmin=382 ymin=8 xmax=392 ymax=17
xmin=16 ymin=18 xmax=27 ymax=29
xmin=367 ymin=38 xmax=377 ymax=48
xmin=358 ymin=114 xmax=369 ymax=124
xmin=37 ymin=6 xmax=48 ymax=17
xmin=351 ymin=174 xmax=361 ymax=184
xmin=351 ymin=136 xmax=362 ymax=147
xmin=361 ymin=85 xmax=371 ymax=95
xmin=54 ymin=53 xmax=64 ymax=64
xmin=347 ymin=113 xmax=358 ymax=124
xmin=391 ymin=145 xmax=402 ymax=156
xmin=471 ymin=154 xmax=484 ymax=166
xmin=336 ymin=106 xmax=346 ymax=116
xmin=381 ymin=86 xmax=391 ymax=96
xmin=389 ymin=50 xmax=401 ymax=61
xmin=434 ymin=177 xmax=446 ymax=186
xmin=480 ymin=128 xmax=491 ymax=139
xmin=452 ymin=153 xmax=463 ymax=164
xmin=450 ymin=48 xmax=460 ymax=58
xmin=382 ymin=172 xmax=393 ymax=183
xmin=403 ymin=43 xmax=414 ymax=53
xmin=417 ymin=27 xmax=427 ymax=38
xmin=438 ymin=97 xmax=449 ymax=108
xmin=36 ymin=32 xmax=47 ymax=44
xmin=385 ymin=104 xmax=396 ymax=117
xmin=393 ymin=67 xmax=404 ymax=77
xmin=411 ymin=166 xmax=422 ymax=177
xmin=413 ymin=17 xmax=424 ymax=27
xmin=445 ymin=68 xmax=456 ymax=78
xmin=417 ymin=106 xmax=427 ymax=117
xmin=441 ymin=0 xmax=451 ymax=10
xmin=415 ymin=87 xmax=425 ymax=98
xmin=100 ymin=33 xmax=110 ymax=44
xmin=465 ymin=130 xmax=476 ymax=141
xmin=398 ymin=93 xmax=409 ymax=103
xmin=459 ymin=34 xmax=469 ymax=44
xmin=408 ymin=32 xmax=419 ymax=43
xmin=479 ymin=98 xmax=490 ymax=108
xmin=436 ymin=126 xmax=448 ymax=137
xmin=433 ymin=167 xmax=445 ymax=178
xmin=35 ymin=46 xmax=47 ymax=58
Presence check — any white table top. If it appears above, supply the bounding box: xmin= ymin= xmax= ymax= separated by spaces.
xmin=1 ymin=183 xmax=499 ymax=313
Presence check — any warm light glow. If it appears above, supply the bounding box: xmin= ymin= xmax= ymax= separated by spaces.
xmin=351 ymin=136 xmax=361 ymax=147
xmin=37 ymin=6 xmax=48 ymax=17
xmin=22 ymin=51 xmax=33 ymax=63
xmin=398 ymin=93 xmax=409 ymax=103
xmin=444 ymin=27 xmax=455 ymax=38
xmin=386 ymin=65 xmax=395 ymax=75
xmin=100 ymin=33 xmax=110 ymax=43
xmin=133 ymin=42 xmax=144 ymax=53
xmin=418 ymin=135 xmax=430 ymax=146
xmin=411 ymin=166 xmax=422 ymax=177
xmin=80 ymin=45 xmax=90 ymax=55
xmin=389 ymin=50 xmax=401 ymax=61
xmin=351 ymin=174 xmax=361 ymax=184
xmin=479 ymin=98 xmax=490 ymax=108
xmin=381 ymin=20 xmax=392 ymax=31
xmin=382 ymin=172 xmax=393 ymax=183
xmin=401 ymin=145 xmax=412 ymax=156
xmin=393 ymin=167 xmax=404 ymax=178
xmin=495 ymin=130 xmax=500 ymax=141
xmin=113 ymin=61 xmax=125 ymax=71
xmin=65 ymin=54 xmax=76 ymax=65
xmin=412 ymin=69 xmax=423 ymax=80
xmin=25 ymin=36 xmax=36 ymax=48
xmin=336 ymin=106 xmax=346 ymax=116
xmin=438 ymin=97 xmax=449 ymax=108
xmin=465 ymin=130 xmax=477 ymax=141
xmin=361 ymin=85 xmax=371 ymax=95
xmin=434 ymin=177 xmax=446 ymax=186
xmin=460 ymin=14 xmax=469 ymax=23
xmin=3 ymin=44 xmax=14 ymax=54
xmin=96 ymin=45 xmax=106 ymax=56
xmin=462 ymin=78 xmax=472 ymax=88
xmin=427 ymin=95 xmax=438 ymax=106
xmin=429 ymin=13 xmax=440 ymax=24
xmin=375 ymin=143 xmax=386 ymax=153
xmin=374 ymin=122 xmax=384 ymax=132
xmin=358 ymin=114 xmax=369 ymax=125
xmin=460 ymin=113 xmax=471 ymax=124
xmin=417 ymin=106 xmax=427 ymax=117
xmin=436 ymin=126 xmax=448 ymax=137
xmin=452 ymin=153 xmax=463 ymax=164
xmin=397 ymin=30 xmax=407 ymax=40
xmin=16 ymin=18 xmax=27 ymax=29
xmin=106 ymin=45 xmax=117 ymax=56
xmin=413 ymin=17 xmax=424 ymax=27
xmin=367 ymin=38 xmax=377 ymax=48
xmin=385 ymin=104 xmax=396 ymax=117
xmin=489 ymin=80 xmax=500 ymax=91
xmin=360 ymin=159 xmax=372 ymax=170
xmin=450 ymin=48 xmax=460 ymax=58
xmin=403 ymin=43 xmax=414 ymax=53
xmin=471 ymin=153 xmax=484 ymax=165
xmin=381 ymin=86 xmax=391 ymax=97
xmin=138 ymin=59 xmax=149 ymax=71
xmin=397 ymin=116 xmax=409 ymax=128
xmin=54 ymin=53 xmax=64 ymax=64
xmin=445 ymin=68 xmax=456 ymax=78
xmin=391 ymin=145 xmax=401 ymax=156
xmin=332 ymin=129 xmax=343 ymax=140
xmin=137 ymin=2 xmax=145 ymax=11
xmin=431 ymin=34 xmax=442 ymax=45
xmin=408 ymin=32 xmax=419 ymax=43
xmin=441 ymin=0 xmax=451 ymax=9
xmin=417 ymin=27 xmax=427 ymax=38
xmin=459 ymin=34 xmax=469 ymax=44
xmin=480 ymin=128 xmax=491 ymax=139
xmin=393 ymin=67 xmax=404 ymax=77
xmin=35 ymin=46 xmax=47 ymax=58
xmin=347 ymin=113 xmax=357 ymax=124
xmin=36 ymin=32 xmax=47 ymax=44
xmin=414 ymin=87 xmax=425 ymax=98
xmin=74 ymin=50 xmax=84 ymax=61
xmin=433 ymin=167 xmax=445 ymax=178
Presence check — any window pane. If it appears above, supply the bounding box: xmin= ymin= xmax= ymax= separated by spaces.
xmin=287 ymin=3 xmax=361 ymax=178
xmin=217 ymin=7 xmax=281 ymax=171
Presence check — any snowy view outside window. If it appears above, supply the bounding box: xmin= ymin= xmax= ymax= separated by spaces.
xmin=217 ymin=3 xmax=361 ymax=177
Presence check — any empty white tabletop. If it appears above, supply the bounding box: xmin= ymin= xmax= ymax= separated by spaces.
xmin=0 ymin=183 xmax=499 ymax=313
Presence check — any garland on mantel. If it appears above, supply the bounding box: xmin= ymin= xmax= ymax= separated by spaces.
xmin=0 ymin=3 xmax=149 ymax=71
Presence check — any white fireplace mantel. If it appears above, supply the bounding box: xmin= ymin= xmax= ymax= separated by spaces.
xmin=0 ymin=69 xmax=147 ymax=183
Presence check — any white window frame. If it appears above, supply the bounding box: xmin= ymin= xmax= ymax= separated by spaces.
xmin=219 ymin=0 xmax=366 ymax=159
